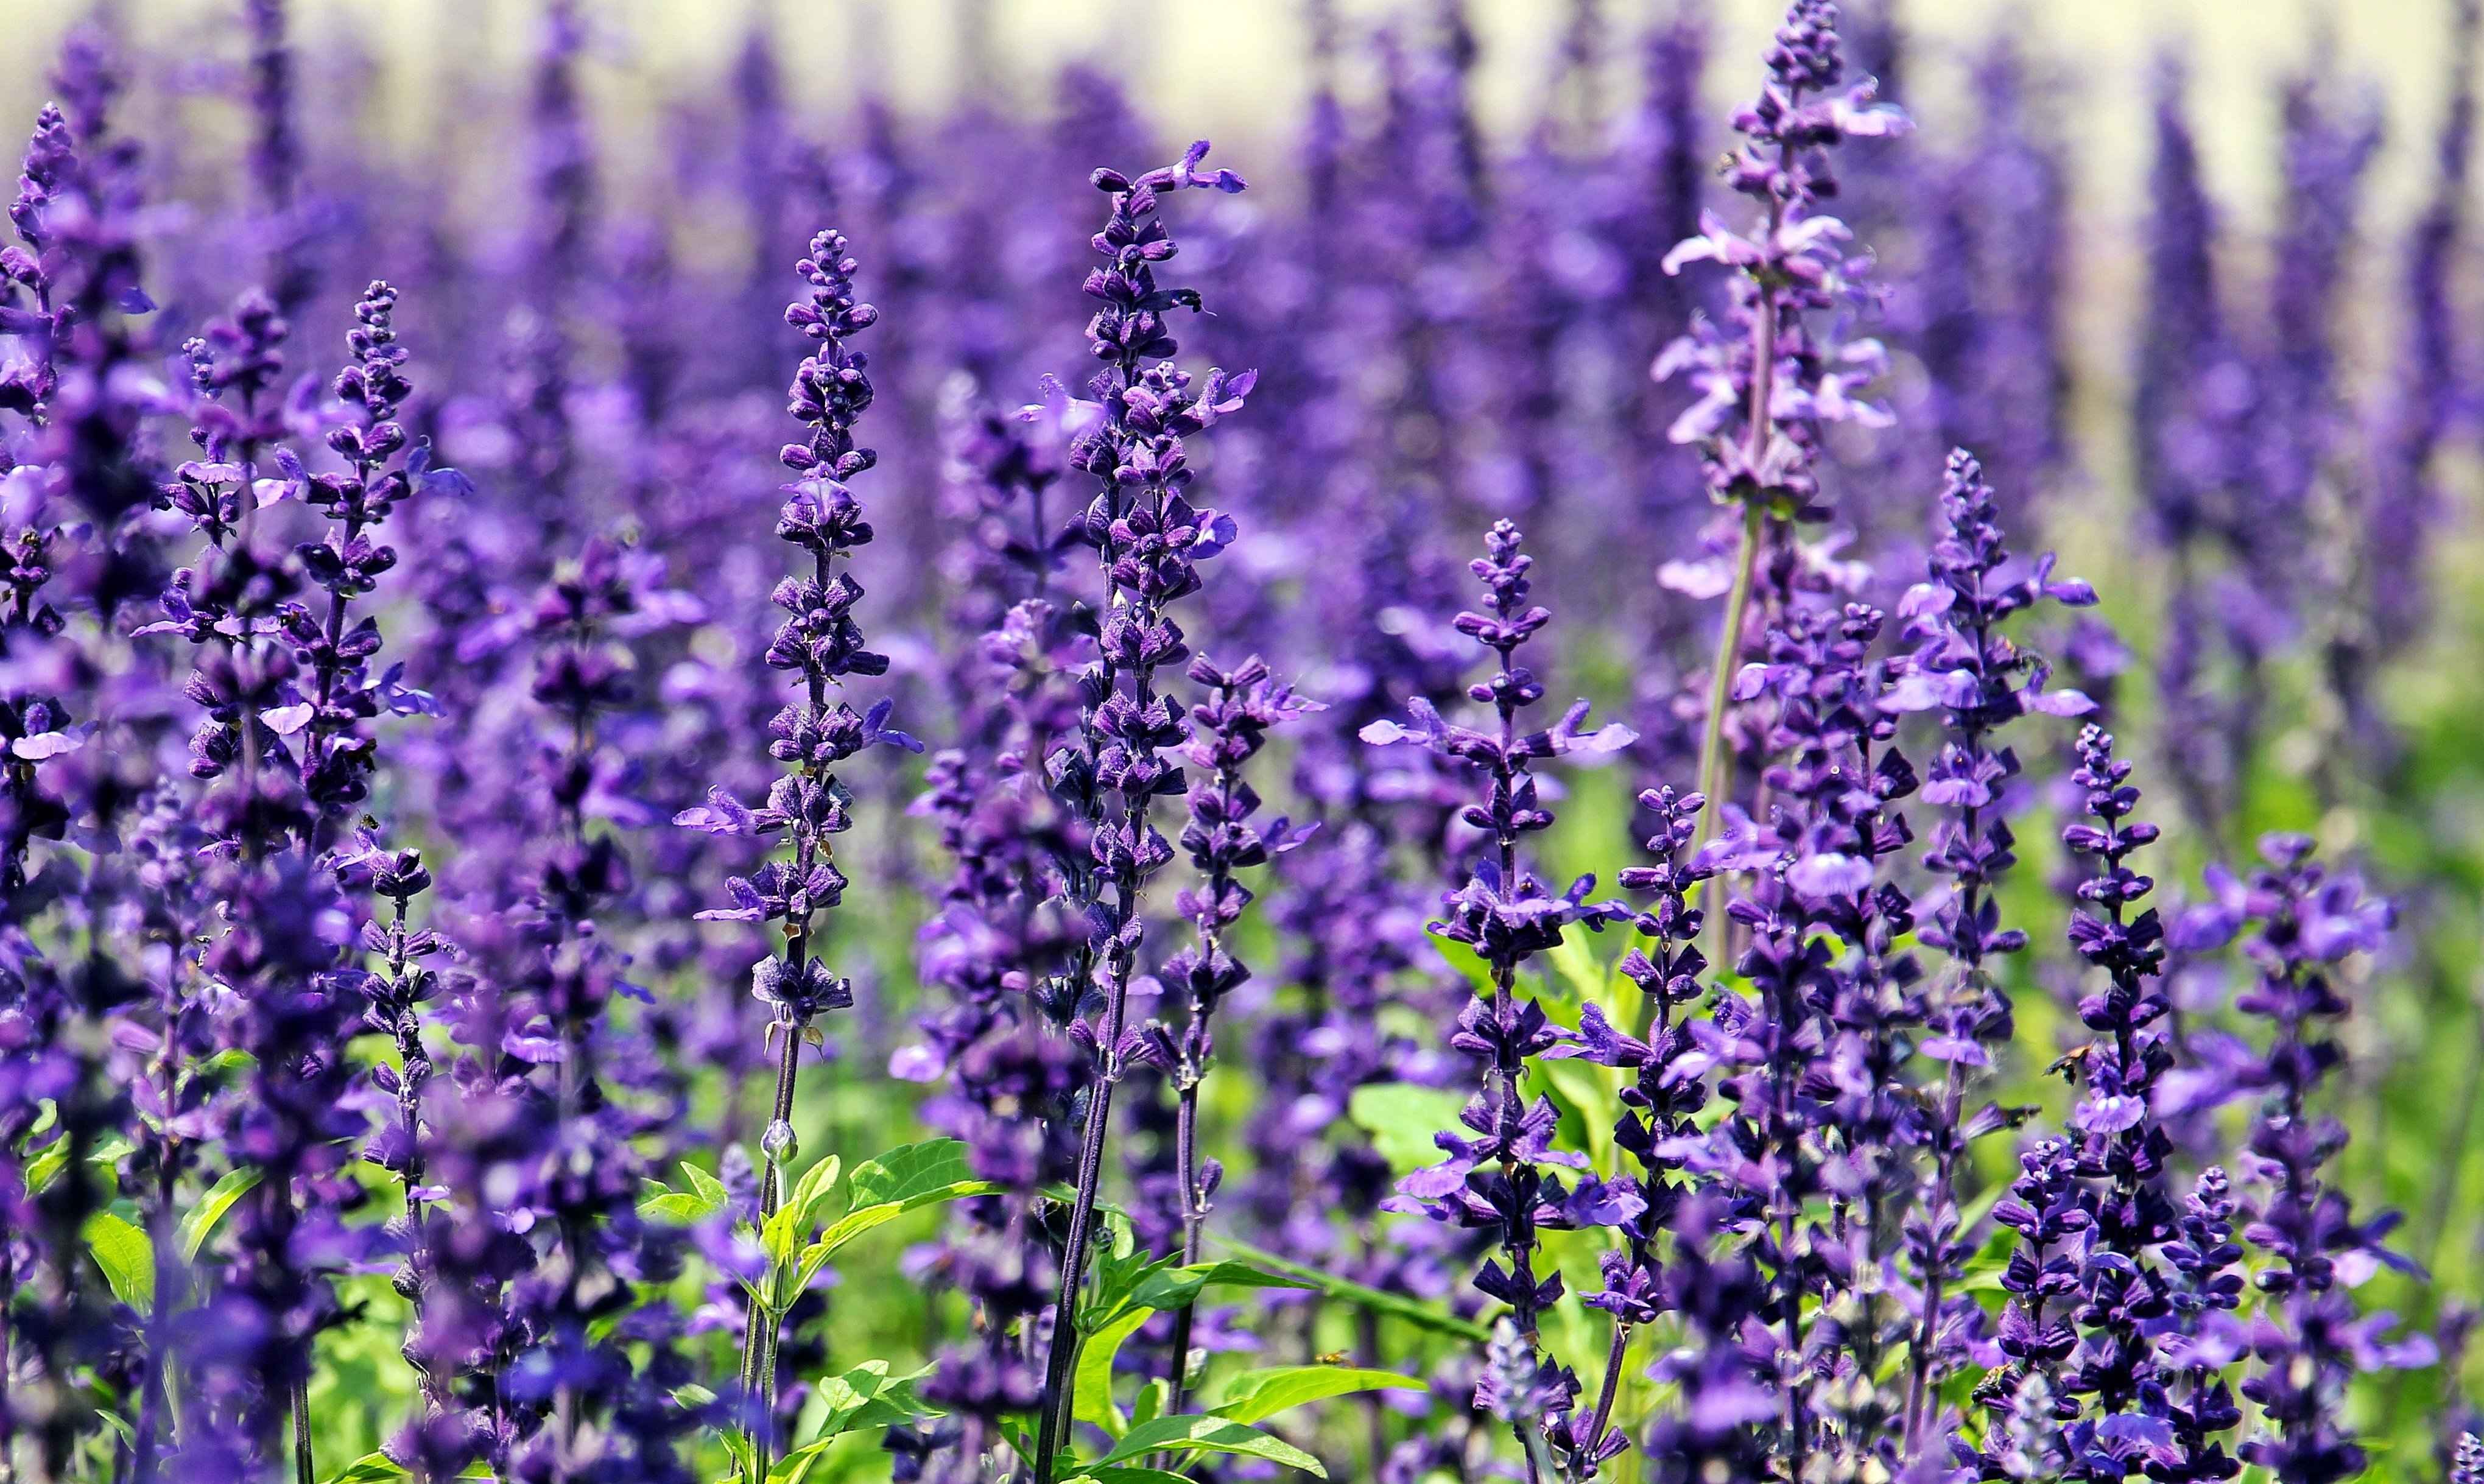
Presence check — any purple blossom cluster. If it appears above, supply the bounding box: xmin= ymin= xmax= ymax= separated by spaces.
xmin=0 ymin=2 xmax=2476 ymax=1483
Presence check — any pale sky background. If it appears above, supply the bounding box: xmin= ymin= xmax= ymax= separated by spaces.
xmin=3 ymin=0 xmax=2471 ymax=504
xmin=2 ymin=0 xmax=2468 ymax=234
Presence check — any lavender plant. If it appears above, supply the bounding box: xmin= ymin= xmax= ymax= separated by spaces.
xmin=674 ymin=228 xmax=920 ymax=1477
xmin=1653 ymin=0 xmax=1908 ymax=886
xmin=1365 ymin=518 xmax=1636 ymax=1480
xmin=1024 ymin=141 xmax=1253 ymax=1482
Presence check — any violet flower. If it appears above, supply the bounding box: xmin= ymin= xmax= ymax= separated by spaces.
xmin=2152 ymin=1167 xmax=2247 ymax=1484
xmin=1653 ymin=0 xmax=1909 ymax=884
xmin=1366 ymin=518 xmax=1636 ymax=1480
xmin=1155 ymin=653 xmax=1317 ymax=1404
xmin=1704 ymin=592 xmax=1914 ymax=1477
xmin=1884 ymin=448 xmax=2094 ymax=1447
xmin=1546 ymin=783 xmax=1715 ymax=1475
xmin=675 ymin=228 xmax=917 ymax=1474
xmin=1026 ymin=141 xmax=1253 ymax=1484
xmin=2053 ymin=726 xmax=2180 ymax=1460
xmin=2176 ymin=835 xmax=2430 ymax=1484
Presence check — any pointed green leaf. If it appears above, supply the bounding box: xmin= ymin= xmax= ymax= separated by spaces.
xmin=86 ymin=1211 xmax=154 ymax=1312
xmin=24 ymin=1133 xmax=136 ymax=1197
xmin=809 ymin=1202 xmax=904 ymax=1262
xmin=1130 ymin=1377 xmax=1169 ymax=1430
xmin=1096 ymin=1415 xmax=1325 ymax=1476
xmin=1082 ymin=1247 xmax=1172 ymax=1328
xmin=21 ymin=1139 xmax=66 ymax=1197
xmin=639 ymin=1192 xmax=722 ymax=1225
xmin=1211 ymin=1366 xmax=1427 ymax=1424
xmin=1211 ymin=1237 xmax=1490 ymax=1343
xmin=789 ymin=1154 xmax=841 ymax=1226
xmin=1127 ymin=1260 xmax=1314 ymax=1316
xmin=642 ymin=1163 xmax=733 ymax=1226
xmin=767 ymin=1438 xmax=832 ymax=1484
xmin=846 ymin=1139 xmax=974 ymax=1209
xmin=1345 ymin=1085 xmax=1468 ymax=1175
xmin=323 ymin=1455 xmax=409 ymax=1484
xmin=683 ymin=1160 xmax=731 ymax=1209
xmin=808 ymin=1359 xmax=940 ymax=1444
xmin=1074 ymin=1471 xmax=1197 ymax=1484
xmin=1074 ymin=1306 xmax=1153 ymax=1438
xmin=180 ymin=1167 xmax=264 ymax=1262
xmin=762 ymin=1199 xmax=804 ymax=1268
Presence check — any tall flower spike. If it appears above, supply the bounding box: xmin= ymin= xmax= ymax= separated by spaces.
xmin=1027 ymin=142 xmax=1252 ymax=1484
xmin=1654 ymin=0 xmax=1911 ymax=895
xmin=2168 ymin=835 xmax=2430 ymax=1484
xmin=1703 ymin=592 xmax=1916 ymax=1478
xmin=1546 ymin=783 xmax=1715 ymax=1474
xmin=1885 ymin=448 xmax=2094 ymax=1448
xmin=676 ymin=229 xmax=918 ymax=1478
xmin=1156 ymin=653 xmax=1318 ymax=1406
xmin=1366 ymin=519 xmax=1637 ymax=1480
xmin=2051 ymin=726 xmax=2181 ymax=1468
xmin=2153 ymin=1167 xmax=2247 ymax=1484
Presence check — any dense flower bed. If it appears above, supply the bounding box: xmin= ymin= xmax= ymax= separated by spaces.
xmin=1 ymin=1 xmax=2480 ymax=1481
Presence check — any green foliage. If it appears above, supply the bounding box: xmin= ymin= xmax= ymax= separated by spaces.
xmin=1090 ymin=1415 xmax=1324 ymax=1476
xmin=83 ymin=1211 xmax=152 ymax=1312
xmin=1210 ymin=1365 xmax=1427 ymax=1424
xmin=1345 ymin=1083 xmax=1468 ymax=1174
xmin=178 ymin=1166 xmax=264 ymax=1261
xmin=1212 ymin=1236 xmax=1492 ymax=1342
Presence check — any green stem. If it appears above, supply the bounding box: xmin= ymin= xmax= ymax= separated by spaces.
xmin=1641 ymin=498 xmax=1762 ymax=1039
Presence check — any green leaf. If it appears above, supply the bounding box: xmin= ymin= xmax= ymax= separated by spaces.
xmin=1081 ymin=1247 xmax=1172 ymax=1329
xmin=807 ymin=1202 xmax=902 ymax=1266
xmin=639 ymin=1192 xmax=722 ymax=1225
xmin=809 ymin=1360 xmax=941 ymax=1444
xmin=683 ymin=1160 xmax=732 ymax=1209
xmin=1211 ymin=1237 xmax=1490 ymax=1343
xmin=323 ymin=1455 xmax=409 ymax=1484
xmin=1125 ymin=1260 xmax=1315 ymax=1317
xmin=1074 ymin=1471 xmax=1198 ymax=1484
xmin=767 ymin=1439 xmax=832 ymax=1484
xmin=847 ymin=1139 xmax=975 ymax=1209
xmin=641 ymin=1162 xmax=734 ymax=1226
xmin=1534 ymin=1056 xmax=1619 ymax=1172
xmin=1074 ymin=1306 xmax=1153 ymax=1438
xmin=1545 ymin=934 xmax=1611 ymax=1008
xmin=86 ymin=1211 xmax=153 ymax=1312
xmin=1096 ymin=1415 xmax=1325 ymax=1476
xmin=789 ymin=1154 xmax=842 ymax=1226
xmin=1345 ymin=1085 xmax=1467 ymax=1175
xmin=1130 ymin=1378 xmax=1169 ymax=1430
xmin=21 ymin=1140 xmax=65 ymax=1196
xmin=16 ymin=1130 xmax=123 ymax=1196
xmin=180 ymin=1167 xmax=264 ymax=1261
xmin=761 ymin=1198 xmax=805 ymax=1270
xmin=798 ymin=1142 xmax=1000 ymax=1268
xmin=1211 ymin=1366 xmax=1427 ymax=1424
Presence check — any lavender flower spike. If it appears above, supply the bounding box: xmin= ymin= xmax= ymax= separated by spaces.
xmin=675 ymin=229 xmax=918 ymax=1476
xmin=1653 ymin=0 xmax=1910 ymax=933
xmin=1027 ymin=142 xmax=1252 ymax=1484
xmin=1887 ymin=448 xmax=2094 ymax=1447
xmin=1158 ymin=653 xmax=1318 ymax=1407
xmin=1367 ymin=519 xmax=1637 ymax=1481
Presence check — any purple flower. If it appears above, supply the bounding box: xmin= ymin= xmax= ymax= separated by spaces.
xmin=1367 ymin=519 xmax=1631 ymax=1475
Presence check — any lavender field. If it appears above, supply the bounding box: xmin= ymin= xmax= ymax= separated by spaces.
xmin=4 ymin=0 xmax=2483 ymax=1480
